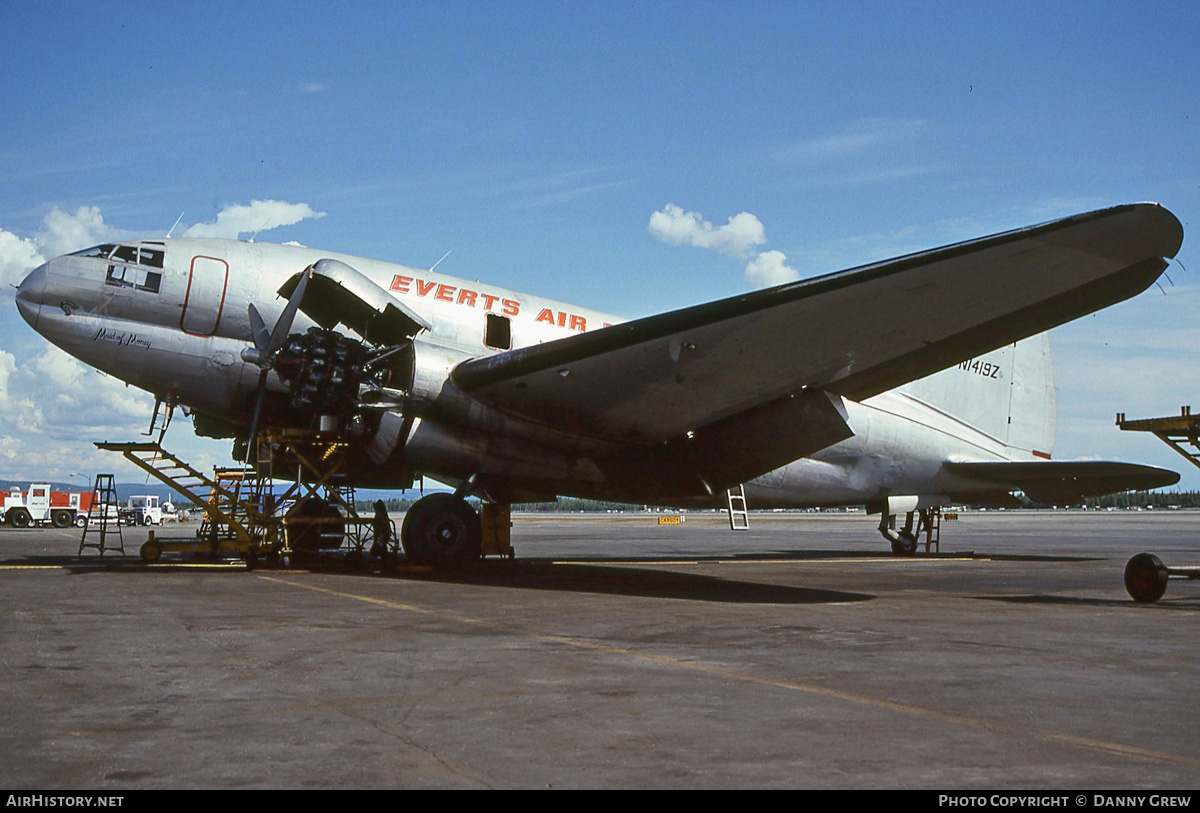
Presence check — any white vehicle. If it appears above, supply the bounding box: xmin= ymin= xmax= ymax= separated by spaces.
xmin=3 ymin=484 xmax=77 ymax=529
xmin=125 ymin=495 xmax=163 ymax=526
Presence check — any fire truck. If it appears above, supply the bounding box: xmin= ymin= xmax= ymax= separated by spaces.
xmin=2 ymin=484 xmax=94 ymax=528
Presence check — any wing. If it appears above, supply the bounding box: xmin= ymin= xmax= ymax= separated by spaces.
xmin=454 ymin=204 xmax=1182 ymax=453
xmin=943 ymin=461 xmax=1180 ymax=506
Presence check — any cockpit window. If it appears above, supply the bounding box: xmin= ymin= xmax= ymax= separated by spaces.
xmin=84 ymin=242 xmax=165 ymax=293
xmin=70 ymin=244 xmax=116 ymax=259
xmin=73 ymin=242 xmax=164 ymax=269
xmin=139 ymin=246 xmax=164 ymax=268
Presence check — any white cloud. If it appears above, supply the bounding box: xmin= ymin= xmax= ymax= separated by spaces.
xmin=780 ymin=118 xmax=926 ymax=162
xmin=648 ymin=203 xmax=765 ymax=260
xmin=0 ymin=344 xmax=162 ymax=481
xmin=0 ymin=229 xmax=44 ymax=289
xmin=0 ymin=205 xmax=122 ymax=290
xmin=183 ymin=200 xmax=326 ymax=238
xmin=37 ymin=205 xmax=113 ymax=258
xmin=744 ymin=250 xmax=800 ymax=287
xmin=649 ymin=203 xmax=804 ymax=288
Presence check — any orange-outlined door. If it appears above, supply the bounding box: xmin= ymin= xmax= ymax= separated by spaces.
xmin=181 ymin=255 xmax=229 ymax=336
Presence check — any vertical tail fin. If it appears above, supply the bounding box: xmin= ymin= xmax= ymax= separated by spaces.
xmin=898 ymin=333 xmax=1056 ymax=459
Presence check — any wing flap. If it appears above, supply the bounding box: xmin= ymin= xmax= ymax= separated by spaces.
xmin=453 ymin=204 xmax=1182 ymax=445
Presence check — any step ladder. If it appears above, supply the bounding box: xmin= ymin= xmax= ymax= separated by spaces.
xmin=94 ymin=442 xmax=266 ymax=545
xmin=78 ymin=474 xmax=125 ymax=556
xmin=726 ymin=484 xmax=750 ymax=530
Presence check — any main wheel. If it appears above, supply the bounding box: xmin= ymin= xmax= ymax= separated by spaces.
xmin=890 ymin=530 xmax=917 ymax=556
xmin=1124 ymin=552 xmax=1168 ymax=603
xmin=7 ymin=509 xmax=31 ymax=529
xmin=401 ymin=493 xmax=481 ymax=569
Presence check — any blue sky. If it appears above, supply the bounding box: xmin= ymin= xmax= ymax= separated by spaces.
xmin=1 ymin=1 xmax=1198 ymax=490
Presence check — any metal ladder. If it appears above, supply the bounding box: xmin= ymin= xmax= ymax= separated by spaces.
xmin=78 ymin=474 xmax=124 ymax=556
xmin=726 ymin=484 xmax=750 ymax=530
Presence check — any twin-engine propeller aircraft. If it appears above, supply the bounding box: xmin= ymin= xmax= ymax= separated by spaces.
xmin=14 ymin=203 xmax=1183 ymax=566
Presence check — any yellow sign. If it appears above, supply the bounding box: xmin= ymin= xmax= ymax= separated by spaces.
xmin=658 ymin=515 xmax=683 ymax=525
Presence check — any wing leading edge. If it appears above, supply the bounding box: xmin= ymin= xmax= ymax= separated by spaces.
xmin=453 ymin=204 xmax=1182 ymax=455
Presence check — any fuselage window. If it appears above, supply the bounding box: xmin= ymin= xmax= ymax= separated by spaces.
xmin=106 ymin=263 xmax=162 ymax=294
xmin=484 ymin=313 xmax=512 ymax=350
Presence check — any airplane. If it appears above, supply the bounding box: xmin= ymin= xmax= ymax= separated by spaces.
xmin=13 ymin=202 xmax=1183 ymax=567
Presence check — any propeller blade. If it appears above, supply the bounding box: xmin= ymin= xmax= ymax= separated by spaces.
xmin=268 ymin=266 xmax=312 ymax=355
xmin=244 ymin=367 xmax=270 ymax=462
xmin=248 ymin=304 xmax=270 ymax=353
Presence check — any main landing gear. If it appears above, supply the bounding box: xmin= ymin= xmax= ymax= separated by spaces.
xmin=400 ymin=492 xmax=482 ymax=569
xmin=878 ymin=507 xmax=940 ymax=556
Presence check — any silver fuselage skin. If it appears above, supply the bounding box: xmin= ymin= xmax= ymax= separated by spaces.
xmin=15 ymin=238 xmax=1051 ymax=507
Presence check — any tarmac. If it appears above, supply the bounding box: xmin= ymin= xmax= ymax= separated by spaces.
xmin=1 ymin=510 xmax=1197 ymax=789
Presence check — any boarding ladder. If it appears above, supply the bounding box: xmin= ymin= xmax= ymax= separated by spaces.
xmin=94 ymin=442 xmax=267 ymax=545
xmin=78 ymin=473 xmax=125 ymax=556
xmin=920 ymin=507 xmax=941 ymax=554
xmin=726 ymin=484 xmax=750 ymax=530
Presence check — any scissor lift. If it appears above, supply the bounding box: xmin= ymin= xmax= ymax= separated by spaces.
xmin=1115 ymin=406 xmax=1200 ymax=602
xmin=252 ymin=427 xmax=394 ymax=566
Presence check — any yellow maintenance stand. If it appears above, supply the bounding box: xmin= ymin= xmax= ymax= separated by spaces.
xmin=1114 ymin=406 xmax=1200 ymax=602
xmin=96 ymin=431 xmax=396 ymax=567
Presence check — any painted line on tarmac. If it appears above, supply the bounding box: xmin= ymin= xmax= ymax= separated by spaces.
xmin=0 ymin=564 xmax=70 ymax=570
xmin=260 ymin=574 xmax=1200 ymax=771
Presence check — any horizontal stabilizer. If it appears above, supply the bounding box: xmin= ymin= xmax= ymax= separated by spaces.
xmin=944 ymin=461 xmax=1180 ymax=505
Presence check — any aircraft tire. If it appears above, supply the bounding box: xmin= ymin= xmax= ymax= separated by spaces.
xmin=401 ymin=493 xmax=481 ymax=569
xmin=8 ymin=509 xmax=31 ymax=529
xmin=890 ymin=531 xmax=917 ymax=556
xmin=1124 ymin=552 xmax=1168 ymax=603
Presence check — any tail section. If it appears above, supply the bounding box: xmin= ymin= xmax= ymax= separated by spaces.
xmin=898 ymin=333 xmax=1056 ymax=459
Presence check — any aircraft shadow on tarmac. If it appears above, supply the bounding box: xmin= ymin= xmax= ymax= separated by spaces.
xmin=406 ymin=561 xmax=875 ymax=605
xmin=19 ymin=553 xmax=875 ymax=605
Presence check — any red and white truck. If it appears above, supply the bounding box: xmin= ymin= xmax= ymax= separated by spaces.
xmin=2 ymin=484 xmax=95 ymax=528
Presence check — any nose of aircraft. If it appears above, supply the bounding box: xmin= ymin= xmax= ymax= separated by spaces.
xmin=15 ymin=261 xmax=48 ymax=329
